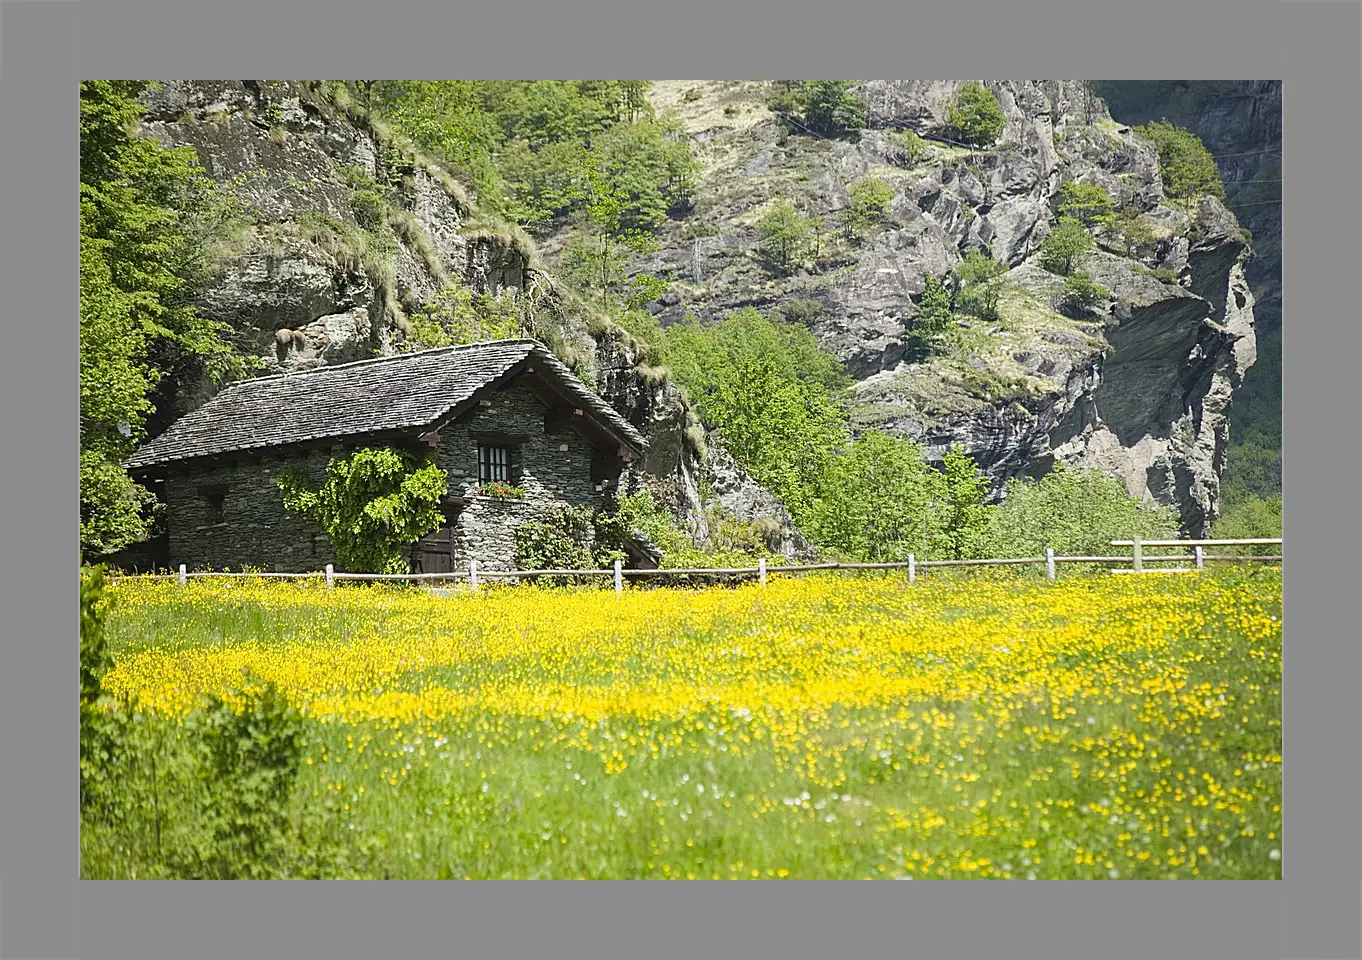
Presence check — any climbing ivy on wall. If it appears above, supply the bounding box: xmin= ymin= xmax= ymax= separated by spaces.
xmin=277 ymin=447 xmax=448 ymax=574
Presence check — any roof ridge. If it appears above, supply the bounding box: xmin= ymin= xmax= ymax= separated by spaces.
xmin=219 ymin=338 xmax=546 ymax=389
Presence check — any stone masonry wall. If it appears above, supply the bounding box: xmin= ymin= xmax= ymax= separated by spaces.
xmin=160 ymin=378 xmax=617 ymax=574
xmin=435 ymin=380 xmax=609 ymax=572
xmin=161 ymin=447 xmax=337 ymax=573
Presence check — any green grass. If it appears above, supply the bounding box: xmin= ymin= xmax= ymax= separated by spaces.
xmin=82 ymin=568 xmax=1282 ymax=880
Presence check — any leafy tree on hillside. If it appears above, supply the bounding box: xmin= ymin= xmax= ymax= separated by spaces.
xmin=1057 ymin=181 xmax=1117 ymax=226
xmin=805 ymin=432 xmax=946 ymax=562
xmin=652 ymin=309 xmax=852 ymax=525
xmin=839 ymin=177 xmax=896 ymax=241
xmin=1038 ymin=217 xmax=1095 ymax=276
xmin=904 ymin=273 xmax=955 ymax=356
xmin=795 ymin=81 xmax=866 ymax=136
xmin=947 ymin=82 xmax=1007 ymax=147
xmin=704 ymin=355 xmax=849 ymax=522
xmin=1136 ymin=121 xmax=1226 ymax=200
xmin=932 ymin=446 xmax=993 ymax=560
xmin=980 ymin=462 xmax=1178 ymax=559
xmin=80 ymin=80 xmax=252 ymax=559
xmin=755 ymin=199 xmax=814 ymax=275
xmin=952 ymin=249 xmax=1008 ymax=322
xmin=559 ymin=159 xmax=663 ymax=309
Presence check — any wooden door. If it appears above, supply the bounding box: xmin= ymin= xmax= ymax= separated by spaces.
xmin=413 ymin=525 xmax=456 ymax=574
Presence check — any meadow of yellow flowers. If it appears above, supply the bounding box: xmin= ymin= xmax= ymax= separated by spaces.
xmin=96 ymin=567 xmax=1282 ymax=879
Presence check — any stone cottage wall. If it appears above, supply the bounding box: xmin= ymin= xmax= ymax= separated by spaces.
xmin=160 ymin=447 xmax=336 ymax=573
xmin=158 ymin=379 xmax=618 ymax=574
xmin=436 ymin=381 xmax=607 ymax=571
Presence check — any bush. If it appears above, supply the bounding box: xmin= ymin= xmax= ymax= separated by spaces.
xmin=1059 ymin=270 xmax=1110 ymax=314
xmin=181 ymin=680 xmax=306 ymax=879
xmin=947 ymin=82 xmax=1007 ymax=147
xmin=1038 ymin=217 xmax=1095 ymax=276
xmin=839 ymin=177 xmax=896 ymax=240
xmin=953 ymin=250 xmax=1007 ymax=322
xmin=755 ymin=199 xmax=814 ymax=274
xmin=1057 ymin=181 xmax=1116 ymax=226
xmin=514 ymin=505 xmax=597 ymax=584
xmin=1136 ymin=121 xmax=1226 ymax=200
xmin=1212 ymin=494 xmax=1281 ymax=541
xmin=980 ymin=463 xmax=1179 ymax=561
xmin=1113 ymin=208 xmax=1158 ymax=256
xmin=890 ymin=129 xmax=928 ymax=164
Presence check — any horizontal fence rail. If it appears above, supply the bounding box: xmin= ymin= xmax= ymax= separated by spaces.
xmin=103 ymin=539 xmax=1282 ymax=591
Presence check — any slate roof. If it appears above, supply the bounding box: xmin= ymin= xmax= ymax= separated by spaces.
xmin=125 ymin=339 xmax=648 ymax=470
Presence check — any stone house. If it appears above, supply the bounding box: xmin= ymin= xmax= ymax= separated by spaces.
xmin=123 ymin=339 xmax=650 ymax=574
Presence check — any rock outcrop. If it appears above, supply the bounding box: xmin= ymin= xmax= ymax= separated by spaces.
xmin=598 ymin=80 xmax=1259 ymax=535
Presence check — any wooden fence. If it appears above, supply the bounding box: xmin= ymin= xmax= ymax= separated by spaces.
xmin=109 ymin=539 xmax=1282 ymax=592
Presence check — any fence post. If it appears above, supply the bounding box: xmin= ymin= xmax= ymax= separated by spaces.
xmin=325 ymin=563 xmax=334 ymax=588
xmin=1194 ymin=545 xmax=1204 ymax=570
xmin=614 ymin=559 xmax=623 ymax=595
xmin=1045 ymin=548 xmax=1055 ymax=583
xmin=178 ymin=563 xmax=186 ymax=586
xmin=907 ymin=554 xmax=915 ymax=585
xmin=469 ymin=559 xmax=479 ymax=591
xmin=1132 ymin=538 xmax=1143 ymax=574
xmin=759 ymin=557 xmax=767 ymax=589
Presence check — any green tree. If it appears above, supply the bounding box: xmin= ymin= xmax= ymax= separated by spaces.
xmin=1135 ymin=121 xmax=1225 ymax=200
xmin=277 ymin=448 xmax=448 ymax=574
xmin=704 ymin=355 xmax=850 ymax=522
xmin=1059 ymin=270 xmax=1111 ymax=315
xmin=1212 ymin=494 xmax=1282 ymax=541
xmin=755 ymin=199 xmax=814 ymax=274
xmin=1057 ymin=181 xmax=1117 ymax=226
xmin=559 ymin=158 xmax=662 ymax=309
xmin=947 ymin=82 xmax=1007 ymax=147
xmin=796 ymin=81 xmax=866 ymax=136
xmin=932 ymin=446 xmax=993 ymax=560
xmin=953 ymin=249 xmax=1008 ymax=322
xmin=653 ymin=308 xmax=852 ymax=525
xmin=1038 ymin=217 xmax=1095 ymax=275
xmin=80 ymin=80 xmax=251 ymax=560
xmin=805 ymin=432 xmax=945 ymax=561
xmin=839 ymin=177 xmax=896 ymax=241
xmin=905 ymin=273 xmax=955 ymax=356
xmin=980 ymin=462 xmax=1178 ymax=560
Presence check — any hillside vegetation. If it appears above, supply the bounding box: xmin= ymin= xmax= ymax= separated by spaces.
xmin=80 ymin=80 xmax=1279 ymax=573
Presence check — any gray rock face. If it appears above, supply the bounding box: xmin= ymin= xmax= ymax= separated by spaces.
xmin=612 ymin=80 xmax=1257 ymax=535
xmin=593 ymin=331 xmax=814 ymax=560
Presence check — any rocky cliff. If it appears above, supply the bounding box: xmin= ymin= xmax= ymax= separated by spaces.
xmin=134 ymin=80 xmax=813 ymax=559
xmin=553 ymin=80 xmax=1259 ymax=535
xmin=1096 ymin=81 xmax=1281 ymax=503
